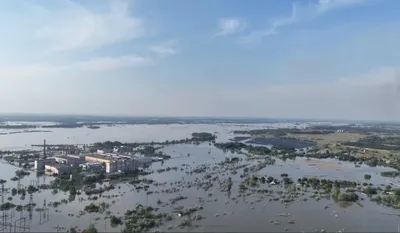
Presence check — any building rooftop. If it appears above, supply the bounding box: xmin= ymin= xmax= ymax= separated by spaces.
xmin=86 ymin=161 xmax=103 ymax=165
xmin=41 ymin=157 xmax=57 ymax=161
xmin=66 ymin=154 xmax=84 ymax=158
xmin=85 ymin=153 xmax=125 ymax=161
xmin=80 ymin=172 xmax=99 ymax=177
xmin=45 ymin=163 xmax=71 ymax=169
xmin=86 ymin=153 xmax=152 ymax=163
xmin=54 ymin=154 xmax=84 ymax=159
xmin=132 ymin=156 xmax=153 ymax=161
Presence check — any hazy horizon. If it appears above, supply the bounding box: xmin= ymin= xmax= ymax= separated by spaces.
xmin=1 ymin=0 xmax=400 ymax=121
xmin=0 ymin=112 xmax=398 ymax=124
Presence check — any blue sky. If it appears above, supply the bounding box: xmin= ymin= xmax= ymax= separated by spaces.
xmin=1 ymin=0 xmax=400 ymax=121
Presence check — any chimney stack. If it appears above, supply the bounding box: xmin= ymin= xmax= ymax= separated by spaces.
xmin=43 ymin=139 xmax=46 ymax=157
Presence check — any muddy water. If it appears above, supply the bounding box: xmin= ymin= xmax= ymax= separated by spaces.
xmin=1 ymin=143 xmax=399 ymax=232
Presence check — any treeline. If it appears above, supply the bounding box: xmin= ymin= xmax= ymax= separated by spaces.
xmin=233 ymin=128 xmax=334 ymax=137
xmin=238 ymin=174 xmax=362 ymax=203
xmin=214 ymin=142 xmax=273 ymax=155
xmin=136 ymin=146 xmax=171 ymax=159
xmin=343 ymin=136 xmax=400 ymax=150
xmin=312 ymin=125 xmax=400 ymax=134
xmin=42 ymin=122 xmax=106 ymax=129
xmin=0 ymin=149 xmax=40 ymax=155
xmin=0 ymin=123 xmax=102 ymax=129
xmin=372 ymin=188 xmax=400 ymax=209
xmin=191 ymin=132 xmax=217 ymax=141
xmin=234 ymin=125 xmax=400 ymax=137
xmin=93 ymin=132 xmax=217 ymax=150
xmin=212 ymin=142 xmax=391 ymax=169
xmin=380 ymin=171 xmax=400 ymax=177
xmin=0 ymin=125 xmax=37 ymax=129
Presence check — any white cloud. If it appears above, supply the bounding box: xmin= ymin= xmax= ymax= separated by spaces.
xmin=0 ymin=55 xmax=152 ymax=79
xmin=126 ymin=66 xmax=400 ymax=121
xmin=0 ymin=0 xmax=394 ymax=121
xmin=337 ymin=67 xmax=400 ymax=87
xmin=150 ymin=41 xmax=180 ymax=57
xmin=1 ymin=63 xmax=400 ymax=121
xmin=216 ymin=18 xmax=247 ymax=36
xmin=317 ymin=0 xmax=368 ymax=14
xmin=239 ymin=0 xmax=368 ymax=44
xmin=239 ymin=4 xmax=296 ymax=43
xmin=0 ymin=0 xmax=159 ymax=79
xmin=150 ymin=46 xmax=177 ymax=56
xmin=75 ymin=56 xmax=152 ymax=71
xmin=34 ymin=0 xmax=144 ymax=52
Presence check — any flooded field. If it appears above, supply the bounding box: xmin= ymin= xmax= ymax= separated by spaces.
xmin=0 ymin=123 xmax=312 ymax=150
xmin=0 ymin=143 xmax=399 ymax=232
xmin=0 ymin=124 xmax=400 ymax=232
xmin=0 ymin=124 xmax=272 ymax=150
xmin=246 ymin=137 xmax=315 ymax=149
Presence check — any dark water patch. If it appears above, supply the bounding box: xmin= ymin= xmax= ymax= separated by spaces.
xmin=247 ymin=137 xmax=315 ymax=149
xmin=381 ymin=171 xmax=400 ymax=178
xmin=231 ymin=137 xmax=251 ymax=142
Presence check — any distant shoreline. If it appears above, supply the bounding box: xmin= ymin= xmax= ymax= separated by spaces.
xmin=1 ymin=113 xmax=399 ymax=125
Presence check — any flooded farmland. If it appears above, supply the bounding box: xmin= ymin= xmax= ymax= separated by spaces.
xmin=0 ymin=124 xmax=400 ymax=232
xmin=246 ymin=137 xmax=315 ymax=149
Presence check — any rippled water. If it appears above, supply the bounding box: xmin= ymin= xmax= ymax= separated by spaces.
xmin=0 ymin=124 xmax=399 ymax=232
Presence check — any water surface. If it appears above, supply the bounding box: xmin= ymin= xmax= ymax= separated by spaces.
xmin=0 ymin=124 xmax=399 ymax=232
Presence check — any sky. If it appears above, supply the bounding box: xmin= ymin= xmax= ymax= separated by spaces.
xmin=1 ymin=0 xmax=400 ymax=121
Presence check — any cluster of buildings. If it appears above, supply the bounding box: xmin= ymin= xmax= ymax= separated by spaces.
xmin=34 ymin=152 xmax=153 ymax=175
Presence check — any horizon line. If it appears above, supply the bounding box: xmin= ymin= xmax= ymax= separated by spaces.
xmin=0 ymin=112 xmax=399 ymax=124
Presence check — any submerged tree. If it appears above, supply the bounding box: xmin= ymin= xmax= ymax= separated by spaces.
xmin=69 ymin=186 xmax=77 ymax=196
xmin=82 ymin=224 xmax=98 ymax=233
xmin=227 ymin=177 xmax=232 ymax=192
xmin=332 ymin=187 xmax=340 ymax=200
xmin=364 ymin=174 xmax=372 ymax=180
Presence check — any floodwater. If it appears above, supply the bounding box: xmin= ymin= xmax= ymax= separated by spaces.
xmin=246 ymin=137 xmax=315 ymax=149
xmin=0 ymin=123 xmax=313 ymax=150
xmin=0 ymin=124 xmax=400 ymax=232
xmin=0 ymin=123 xmax=283 ymax=150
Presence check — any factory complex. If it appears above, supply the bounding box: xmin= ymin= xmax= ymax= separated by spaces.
xmin=34 ymin=152 xmax=153 ymax=175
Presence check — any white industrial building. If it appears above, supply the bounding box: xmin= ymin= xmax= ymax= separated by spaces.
xmin=44 ymin=164 xmax=73 ymax=175
xmin=106 ymin=159 xmax=137 ymax=173
xmin=80 ymin=162 xmax=103 ymax=171
xmin=53 ymin=154 xmax=85 ymax=166
xmin=34 ymin=158 xmax=56 ymax=171
xmin=35 ymin=151 xmax=153 ymax=174
xmin=85 ymin=154 xmax=140 ymax=173
xmin=35 ymin=157 xmax=73 ymax=175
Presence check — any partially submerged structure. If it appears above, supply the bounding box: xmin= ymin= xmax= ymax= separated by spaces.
xmin=33 ymin=146 xmax=153 ymax=175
